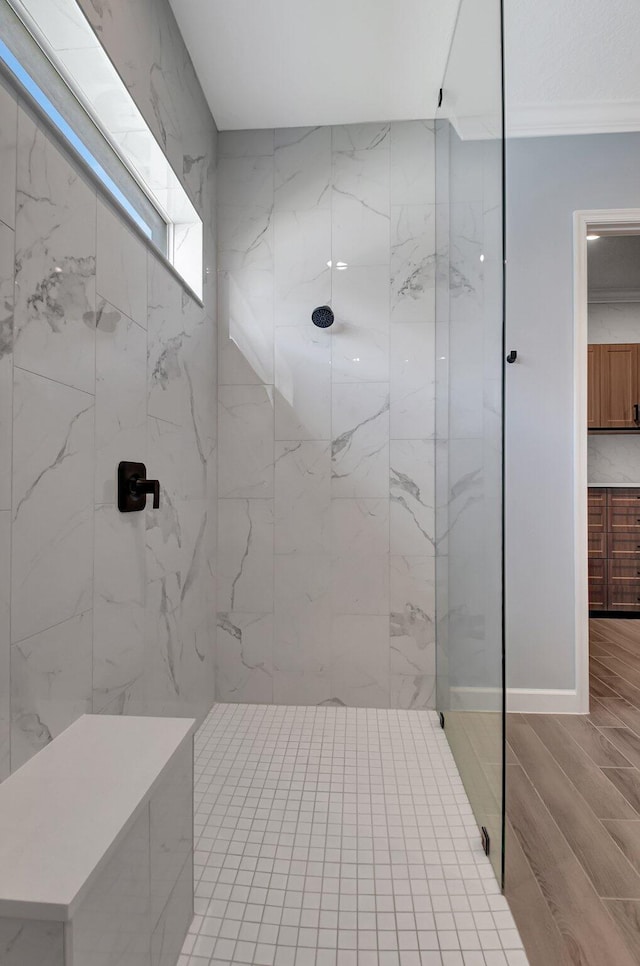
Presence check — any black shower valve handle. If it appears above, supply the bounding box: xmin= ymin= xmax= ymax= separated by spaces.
xmin=118 ymin=461 xmax=160 ymax=512
xmin=131 ymin=475 xmax=160 ymax=509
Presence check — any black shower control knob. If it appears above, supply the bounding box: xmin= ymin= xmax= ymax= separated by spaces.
xmin=312 ymin=305 xmax=334 ymax=328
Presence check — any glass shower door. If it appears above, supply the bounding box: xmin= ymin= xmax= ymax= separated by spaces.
xmin=435 ymin=0 xmax=506 ymax=883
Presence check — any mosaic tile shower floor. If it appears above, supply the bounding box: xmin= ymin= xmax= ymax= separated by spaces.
xmin=179 ymin=704 xmax=527 ymax=966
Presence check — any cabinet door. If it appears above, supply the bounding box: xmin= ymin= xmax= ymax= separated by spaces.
xmin=599 ymin=343 xmax=640 ymax=428
xmin=587 ymin=344 xmax=601 ymax=428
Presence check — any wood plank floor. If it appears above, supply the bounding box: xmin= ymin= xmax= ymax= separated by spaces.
xmin=506 ymin=618 xmax=640 ymax=966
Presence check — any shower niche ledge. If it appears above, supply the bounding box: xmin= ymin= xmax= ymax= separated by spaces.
xmin=0 ymin=714 xmax=195 ymax=966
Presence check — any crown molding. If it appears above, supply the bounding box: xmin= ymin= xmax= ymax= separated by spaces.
xmin=507 ymin=100 xmax=640 ymax=139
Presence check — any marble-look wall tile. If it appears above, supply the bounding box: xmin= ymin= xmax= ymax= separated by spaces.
xmin=274 ymin=554 xmax=331 ymax=673
xmin=147 ymin=256 xmax=185 ymax=425
xmin=218 ymin=269 xmax=274 ymax=386
xmin=390 ymin=674 xmax=435 ymax=710
xmin=219 ymin=130 xmax=274 ymax=158
xmin=0 ymin=220 xmax=14 ymax=509
xmin=390 ymin=555 xmax=435 ymax=675
xmin=218 ymin=156 xmax=274 ymax=209
xmin=331 ymin=383 xmax=389 ymax=498
xmin=218 ymin=206 xmax=274 ymax=276
xmin=0 ymin=919 xmax=64 ymax=966
xmin=216 ymin=612 xmax=273 ymax=703
xmin=449 ymin=202 xmax=483 ymax=324
xmin=390 ymin=439 xmax=435 ymax=556
xmin=391 ymin=205 xmax=435 ymax=322
xmin=275 ymin=127 xmax=331 ymax=210
xmin=332 ymin=123 xmax=391 ymax=153
xmin=150 ymin=747 xmax=192 ymax=925
xmin=0 ymin=512 xmax=9 ymax=781
xmin=449 ymin=320 xmax=483 ymax=439
xmin=0 ymin=82 xmax=17 ymax=230
xmin=12 ymin=368 xmax=94 ymax=644
xmin=274 ymin=209 xmax=331 ymax=327
xmin=331 ymin=615 xmax=390 ymax=707
xmin=151 ymin=855 xmax=193 ymax=966
xmin=0 ymin=0 xmax=218 ymax=777
xmin=10 ymin=610 xmax=92 ymax=770
xmin=332 ymin=266 xmax=390 ymax=383
xmin=390 ymin=323 xmax=435 ymax=440
xmin=93 ymin=504 xmax=145 ymax=714
xmin=14 ymin=109 xmax=96 ymax=394
xmin=218 ymin=385 xmax=274 ymax=498
xmin=70 ymin=807 xmax=151 ymax=966
xmin=95 ymin=300 xmax=147 ymax=503
xmin=180 ymin=300 xmax=215 ymax=503
xmin=218 ymin=499 xmax=273 ymax=613
xmin=143 ymin=498 xmax=213 ymax=720
xmin=332 ymin=128 xmax=390 ymax=267
xmin=275 ymin=327 xmax=331 ymax=439
xmin=390 ymin=121 xmax=435 ymax=205
xmin=331 ymin=498 xmax=389 ymax=615
xmin=273 ymin=670 xmax=332 ymax=706
xmin=217 ymin=120 xmax=436 ymax=710
xmin=97 ymin=198 xmax=148 ymax=328
xmin=274 ymin=440 xmax=331 ymax=554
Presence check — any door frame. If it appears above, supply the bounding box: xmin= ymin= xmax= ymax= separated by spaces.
xmin=573 ymin=208 xmax=640 ymax=714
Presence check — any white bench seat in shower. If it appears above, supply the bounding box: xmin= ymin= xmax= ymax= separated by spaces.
xmin=0 ymin=713 xmax=195 ymax=966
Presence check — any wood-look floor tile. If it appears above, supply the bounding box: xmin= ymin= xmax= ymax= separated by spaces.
xmin=603 ymin=768 xmax=640 ymax=814
xmin=504 ymin=816 xmax=573 ymax=966
xmin=553 ymin=714 xmax=632 ymax=767
xmin=590 ymin=673 xmax=623 ymax=700
xmin=594 ymin=670 xmax=640 ymax=708
xmin=507 ymin=763 xmax=639 ymax=966
xmin=605 ymin=728 xmax=640 ymax=770
xmin=602 ymin=821 xmax=640 ymax=879
xmin=598 ymin=655 xmax=640 ymax=691
xmin=508 ymin=717 xmax=640 ymax=896
xmin=604 ymin=901 xmax=640 ymax=961
xmin=589 ymin=697 xmax=626 ymax=728
xmin=600 ymin=698 xmax=640 ymax=736
xmin=524 ymin=714 xmax=638 ymax=820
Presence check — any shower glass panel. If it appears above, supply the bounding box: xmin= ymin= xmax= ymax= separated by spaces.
xmin=435 ymin=0 xmax=505 ymax=883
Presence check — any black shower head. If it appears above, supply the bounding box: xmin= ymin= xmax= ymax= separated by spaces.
xmin=311 ymin=305 xmax=334 ymax=328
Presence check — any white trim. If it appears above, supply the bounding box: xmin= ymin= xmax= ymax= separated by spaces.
xmin=573 ymin=209 xmax=640 ymax=718
xmin=449 ymin=686 xmax=502 ymax=712
xmin=507 ymin=688 xmax=582 ymax=714
xmin=507 ymin=101 xmax=640 ymax=139
xmin=589 ymin=288 xmax=640 ymax=304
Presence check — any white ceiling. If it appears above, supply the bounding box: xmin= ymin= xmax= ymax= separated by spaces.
xmin=168 ymin=0 xmax=460 ymax=131
xmin=169 ymin=0 xmax=640 ymax=137
xmin=504 ymin=0 xmax=640 ymax=137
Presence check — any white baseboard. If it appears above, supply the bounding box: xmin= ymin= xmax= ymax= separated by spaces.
xmin=506 ymin=688 xmax=584 ymax=714
xmin=449 ymin=686 xmax=501 ymax=712
xmin=449 ymin=686 xmax=586 ymax=714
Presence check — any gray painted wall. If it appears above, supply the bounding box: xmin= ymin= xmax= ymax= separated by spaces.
xmin=506 ymin=132 xmax=640 ymax=692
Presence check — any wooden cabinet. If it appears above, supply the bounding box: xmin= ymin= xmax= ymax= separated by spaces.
xmin=589 ymin=343 xmax=640 ymax=430
xmin=588 ymin=487 xmax=640 ymax=612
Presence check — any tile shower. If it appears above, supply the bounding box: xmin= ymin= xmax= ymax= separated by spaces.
xmin=216 ymin=121 xmax=437 ymax=710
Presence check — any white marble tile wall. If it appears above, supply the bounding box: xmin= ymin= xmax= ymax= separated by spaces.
xmin=0 ymin=0 xmax=218 ymax=777
xmin=216 ymin=121 xmax=436 ymax=709
xmin=588 ymin=302 xmax=640 ymax=486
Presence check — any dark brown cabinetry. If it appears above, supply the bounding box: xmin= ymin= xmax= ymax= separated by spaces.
xmin=589 ymin=343 xmax=640 ymax=430
xmin=589 ymin=487 xmax=640 ymax=612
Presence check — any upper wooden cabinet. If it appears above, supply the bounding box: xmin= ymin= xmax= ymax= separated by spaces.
xmin=589 ymin=343 xmax=640 ymax=430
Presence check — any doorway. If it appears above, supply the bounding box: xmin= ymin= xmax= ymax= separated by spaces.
xmin=575 ymin=210 xmax=640 ymax=710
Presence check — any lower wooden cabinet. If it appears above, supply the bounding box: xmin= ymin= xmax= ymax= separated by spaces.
xmin=589 ymin=487 xmax=640 ymax=612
